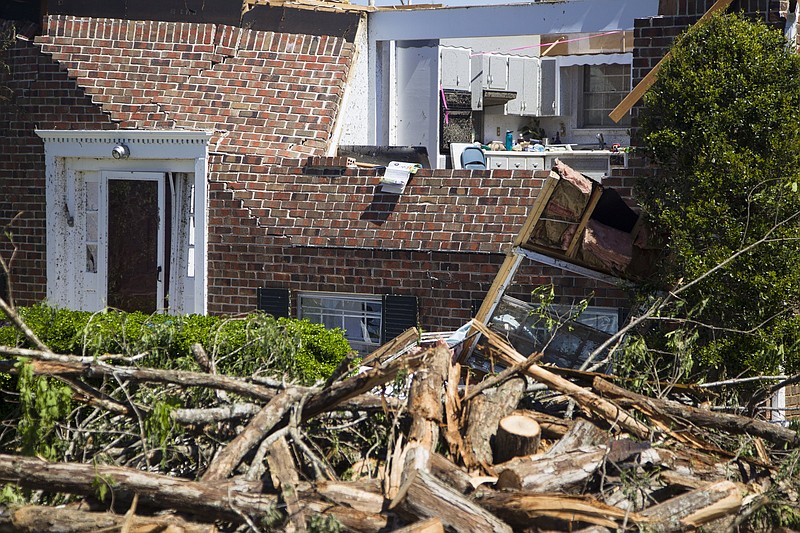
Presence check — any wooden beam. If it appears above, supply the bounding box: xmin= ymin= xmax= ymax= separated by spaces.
xmin=565 ymin=184 xmax=603 ymax=258
xmin=608 ymin=0 xmax=735 ymax=123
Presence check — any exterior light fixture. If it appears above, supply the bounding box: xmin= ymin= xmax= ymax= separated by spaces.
xmin=112 ymin=144 xmax=130 ymax=159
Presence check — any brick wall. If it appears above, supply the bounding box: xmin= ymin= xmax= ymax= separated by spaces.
xmin=205 ymin=163 xmax=632 ymax=326
xmin=0 ymin=14 xmax=633 ymax=335
xmin=0 ymin=22 xmax=114 ymax=305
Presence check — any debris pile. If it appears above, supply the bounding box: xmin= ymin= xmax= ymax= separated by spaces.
xmin=0 ymin=317 xmax=797 ymax=532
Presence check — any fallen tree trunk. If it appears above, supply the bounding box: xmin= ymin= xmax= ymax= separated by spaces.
xmin=593 ymin=377 xmax=800 ymax=446
xmin=0 ymin=454 xmax=277 ymax=523
xmin=495 ymin=445 xmax=607 ymax=492
xmin=0 ymin=504 xmax=216 ymax=533
xmin=463 ymin=376 xmax=526 ymax=470
xmin=389 ymin=468 xmax=513 ymax=533
xmin=638 ymin=480 xmax=745 ymax=532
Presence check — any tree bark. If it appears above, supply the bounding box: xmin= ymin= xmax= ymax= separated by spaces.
xmin=593 ymin=377 xmax=799 ymax=446
xmin=389 ymin=468 xmax=513 ymax=533
xmin=494 ymin=414 xmax=541 ymax=463
xmin=495 ymin=445 xmax=607 ymax=491
xmin=406 ymin=343 xmax=451 ymax=454
xmin=638 ymin=480 xmax=744 ymax=532
xmin=0 ymin=454 xmax=277 ymax=523
xmin=463 ymin=376 xmax=526 ymax=470
xmin=0 ymin=505 xmax=216 ymax=533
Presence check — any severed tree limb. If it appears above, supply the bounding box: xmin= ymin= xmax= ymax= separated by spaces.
xmin=495 ymin=445 xmax=608 ymax=492
xmin=389 ymin=468 xmax=513 ymax=533
xmin=202 ymin=387 xmax=306 ymax=482
xmin=0 ymin=504 xmax=216 ymax=533
xmin=0 ymin=454 xmax=279 ymax=523
xmin=267 ymin=436 xmax=306 ymax=533
xmin=593 ymin=377 xmax=800 ymax=447
xmin=638 ymin=480 xmax=745 ymax=532
xmin=301 ymin=345 xmax=432 ymax=421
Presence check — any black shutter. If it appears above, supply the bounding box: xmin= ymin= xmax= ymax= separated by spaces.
xmin=257 ymin=288 xmax=290 ymax=318
xmin=382 ymin=294 xmax=418 ymax=342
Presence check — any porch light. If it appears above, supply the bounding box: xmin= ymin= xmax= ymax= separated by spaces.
xmin=112 ymin=144 xmax=130 ymax=159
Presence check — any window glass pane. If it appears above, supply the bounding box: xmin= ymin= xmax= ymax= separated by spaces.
xmin=582 ymin=64 xmax=631 ymax=127
xmin=86 ymin=181 xmax=99 ymax=210
xmin=298 ymin=293 xmax=383 ymax=354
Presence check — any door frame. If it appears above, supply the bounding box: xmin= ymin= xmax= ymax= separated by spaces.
xmin=38 ymin=129 xmax=212 ymax=314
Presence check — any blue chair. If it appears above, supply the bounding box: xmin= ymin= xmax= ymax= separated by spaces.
xmin=460 ymin=146 xmax=486 ymax=170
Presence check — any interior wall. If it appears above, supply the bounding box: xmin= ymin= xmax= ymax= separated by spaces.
xmin=394 ymin=40 xmax=439 ymax=166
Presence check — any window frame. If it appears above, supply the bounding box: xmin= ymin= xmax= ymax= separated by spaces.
xmin=579 ymin=63 xmax=632 ymax=128
xmin=297 ymin=292 xmax=384 ymax=355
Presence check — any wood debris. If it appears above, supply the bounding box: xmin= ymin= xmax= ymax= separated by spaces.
xmin=0 ymin=323 xmax=795 ymax=532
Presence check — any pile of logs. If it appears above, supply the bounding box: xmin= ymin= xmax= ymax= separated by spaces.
xmin=1 ymin=318 xmax=798 ymax=532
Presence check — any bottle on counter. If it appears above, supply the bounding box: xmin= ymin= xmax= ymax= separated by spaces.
xmin=505 ymin=130 xmax=513 ymax=151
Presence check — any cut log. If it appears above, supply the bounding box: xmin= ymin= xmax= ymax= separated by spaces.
xmin=391 ymin=518 xmax=444 ymax=533
xmin=389 ymin=468 xmax=513 ymax=533
xmin=494 ymin=414 xmax=541 ymax=463
xmin=593 ymin=377 xmax=800 ymax=446
xmin=202 ymin=387 xmax=304 ymax=482
xmin=495 ymin=445 xmax=607 ymax=492
xmin=0 ymin=505 xmax=215 ymax=533
xmin=638 ymin=480 xmax=744 ymax=532
xmin=463 ymin=375 xmax=526 ymax=470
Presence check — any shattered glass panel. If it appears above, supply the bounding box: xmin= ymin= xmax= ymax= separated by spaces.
xmin=488 ymin=295 xmax=616 ymax=371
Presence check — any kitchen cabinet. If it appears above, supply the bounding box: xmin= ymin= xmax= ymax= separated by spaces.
xmin=485 ymin=152 xmax=544 ymax=171
xmin=539 ymin=57 xmax=560 ymax=116
xmin=506 ymin=56 xmax=540 ymax=116
xmin=439 ymin=47 xmax=471 ymax=91
xmin=470 ymin=53 xmax=510 ymax=110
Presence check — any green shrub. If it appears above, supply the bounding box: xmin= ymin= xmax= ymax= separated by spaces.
xmin=0 ymin=305 xmax=352 ymax=385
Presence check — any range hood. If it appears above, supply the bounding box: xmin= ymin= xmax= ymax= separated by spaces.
xmin=482 ymin=90 xmax=517 ymax=106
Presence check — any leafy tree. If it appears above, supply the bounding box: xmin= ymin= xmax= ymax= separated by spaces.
xmin=635 ymin=12 xmax=800 ymax=382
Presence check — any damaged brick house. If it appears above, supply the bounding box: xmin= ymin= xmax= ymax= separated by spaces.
xmin=0 ymin=0 xmax=793 ymax=357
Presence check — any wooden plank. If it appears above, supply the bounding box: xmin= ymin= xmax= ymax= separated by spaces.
xmin=608 ymin=0 xmax=735 ymax=123
xmin=565 ymin=184 xmax=603 ymax=257
xmin=512 ymin=171 xmax=559 ymax=247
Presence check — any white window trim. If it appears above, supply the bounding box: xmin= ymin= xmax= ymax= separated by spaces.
xmin=36 ymin=129 xmax=212 ymax=314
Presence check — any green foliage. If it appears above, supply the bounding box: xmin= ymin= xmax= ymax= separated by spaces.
xmin=16 ymin=359 xmax=72 ymax=460
xmin=636 ymin=12 xmax=800 ymax=381
xmin=0 ymin=306 xmax=352 ymax=385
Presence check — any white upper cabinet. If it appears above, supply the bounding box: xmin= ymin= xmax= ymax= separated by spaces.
xmin=470 ymin=53 xmax=510 ymax=110
xmin=439 ymin=47 xmax=471 ymax=91
xmin=506 ymin=56 xmax=540 ymax=116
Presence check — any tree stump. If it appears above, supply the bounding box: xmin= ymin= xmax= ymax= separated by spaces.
xmin=494 ymin=414 xmax=541 ymax=463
